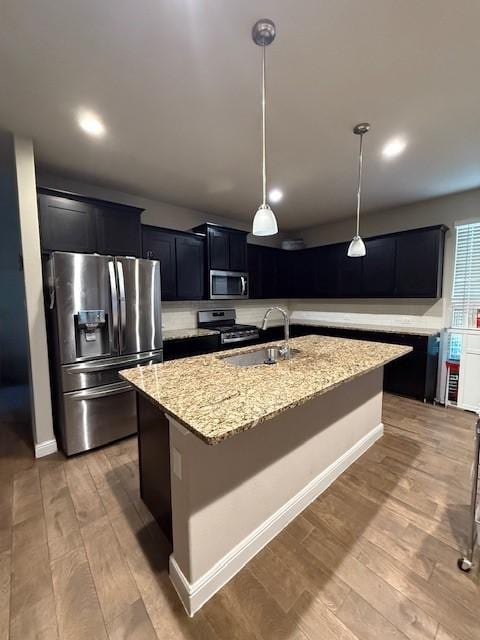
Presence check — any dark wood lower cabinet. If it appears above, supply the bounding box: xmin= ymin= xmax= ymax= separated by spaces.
xmin=137 ymin=392 xmax=173 ymax=546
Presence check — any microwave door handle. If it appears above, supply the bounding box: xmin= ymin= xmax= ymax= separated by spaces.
xmin=240 ymin=276 xmax=246 ymax=296
xmin=108 ymin=261 xmax=119 ymax=354
xmin=116 ymin=260 xmax=127 ymax=353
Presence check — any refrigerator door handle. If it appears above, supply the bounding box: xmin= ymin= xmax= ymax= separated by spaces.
xmin=116 ymin=260 xmax=127 ymax=353
xmin=108 ymin=261 xmax=120 ymax=353
xmin=67 ymin=381 xmax=132 ymax=401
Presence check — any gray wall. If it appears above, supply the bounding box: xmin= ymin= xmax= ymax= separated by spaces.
xmin=0 ymin=132 xmax=29 ymax=385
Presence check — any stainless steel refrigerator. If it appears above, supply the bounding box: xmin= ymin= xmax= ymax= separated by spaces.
xmin=46 ymin=251 xmax=163 ymax=455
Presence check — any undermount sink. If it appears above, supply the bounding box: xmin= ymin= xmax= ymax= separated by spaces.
xmin=221 ymin=346 xmax=299 ymax=367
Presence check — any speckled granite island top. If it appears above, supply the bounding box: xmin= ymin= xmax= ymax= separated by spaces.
xmin=121 ymin=335 xmax=411 ymax=445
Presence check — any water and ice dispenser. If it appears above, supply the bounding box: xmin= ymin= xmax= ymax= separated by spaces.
xmin=75 ymin=310 xmax=109 ymax=358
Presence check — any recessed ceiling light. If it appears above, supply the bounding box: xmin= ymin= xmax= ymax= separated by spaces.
xmin=382 ymin=137 xmax=407 ymax=159
xmin=268 ymin=188 xmax=283 ymax=203
xmin=78 ymin=110 xmax=106 ymax=137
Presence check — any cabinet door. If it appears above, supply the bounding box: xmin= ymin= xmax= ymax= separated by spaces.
xmin=176 ymin=236 xmax=205 ymax=299
xmin=142 ymin=228 xmax=176 ymax=300
xmin=229 ymin=232 xmax=247 ymax=271
xmin=314 ymin=245 xmax=340 ymax=297
xmin=362 ymin=237 xmax=396 ymax=297
xmin=395 ymin=228 xmax=443 ymax=297
xmin=261 ymin=247 xmax=281 ymax=298
xmin=95 ymin=206 xmax=141 ymax=257
xmin=208 ymin=228 xmax=230 ymax=270
xmin=247 ymin=244 xmax=263 ymax=299
xmin=337 ymin=243 xmax=363 ymax=297
xmin=290 ymin=249 xmax=316 ymax=297
xmin=38 ymin=194 xmax=96 ymax=253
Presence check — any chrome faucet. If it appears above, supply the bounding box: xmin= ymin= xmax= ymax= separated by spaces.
xmin=261 ymin=307 xmax=290 ymax=357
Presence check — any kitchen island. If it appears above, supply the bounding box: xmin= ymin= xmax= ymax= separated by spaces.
xmin=121 ymin=335 xmax=410 ymax=615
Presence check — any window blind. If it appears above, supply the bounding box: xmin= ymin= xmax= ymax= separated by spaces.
xmin=451 ymin=221 xmax=480 ymax=328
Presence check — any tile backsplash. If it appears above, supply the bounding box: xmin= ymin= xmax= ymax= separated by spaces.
xmin=162 ymin=297 xmax=444 ymax=332
xmin=161 ymin=300 xmax=290 ymax=330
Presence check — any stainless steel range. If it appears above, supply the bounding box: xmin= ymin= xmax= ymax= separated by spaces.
xmin=197 ymin=309 xmax=259 ymax=345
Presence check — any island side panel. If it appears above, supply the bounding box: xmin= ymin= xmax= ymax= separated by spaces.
xmin=136 ymin=392 xmax=173 ymax=545
xmin=168 ymin=367 xmax=384 ymax=613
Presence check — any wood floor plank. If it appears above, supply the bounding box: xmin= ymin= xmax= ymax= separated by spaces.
xmin=249 ymin=544 xmax=306 ymax=613
xmin=40 ymin=463 xmax=83 ymax=561
xmin=303 ymin=526 xmax=438 ymax=640
xmin=12 ymin=467 xmax=43 ymax=525
xmin=292 ymin=591 xmax=361 ymax=640
xmin=106 ymin=598 xmax=158 ymax=640
xmin=81 ymin=514 xmax=140 ymax=623
xmin=51 ymin=546 xmax=108 ymax=640
xmin=0 ymin=551 xmax=11 ymax=640
xmin=337 ymin=591 xmax=410 ymax=640
xmin=222 ymin=567 xmax=309 ymax=640
xmin=10 ymin=593 xmax=59 ymax=640
xmin=10 ymin=544 xmax=54 ymax=620
xmin=64 ymin=457 xmax=106 ymax=527
xmin=352 ymin=535 xmax=480 ymax=640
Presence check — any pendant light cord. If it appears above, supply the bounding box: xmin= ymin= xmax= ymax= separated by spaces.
xmin=262 ymin=44 xmax=267 ymax=206
xmin=356 ymin=132 xmax=364 ymax=237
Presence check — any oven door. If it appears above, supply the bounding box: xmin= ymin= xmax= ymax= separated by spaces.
xmin=210 ymin=270 xmax=249 ymax=299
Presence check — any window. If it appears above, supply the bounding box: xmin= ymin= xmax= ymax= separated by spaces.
xmin=451 ymin=221 xmax=480 ymax=328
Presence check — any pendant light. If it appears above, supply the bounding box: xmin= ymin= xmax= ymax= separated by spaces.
xmin=252 ymin=19 xmax=278 ymax=236
xmin=348 ymin=123 xmax=370 ymax=257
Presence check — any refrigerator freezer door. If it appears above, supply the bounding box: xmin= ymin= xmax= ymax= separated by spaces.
xmin=62 ymin=381 xmax=137 ymax=455
xmin=115 ymin=257 xmax=162 ymax=355
xmin=52 ymin=252 xmax=119 ymax=364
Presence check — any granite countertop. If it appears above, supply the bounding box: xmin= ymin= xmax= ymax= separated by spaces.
xmin=121 ymin=335 xmax=411 ymax=445
xmin=283 ymin=320 xmax=440 ymax=337
xmin=162 ymin=328 xmax=219 ymax=341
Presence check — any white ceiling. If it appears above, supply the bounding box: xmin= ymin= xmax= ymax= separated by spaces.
xmin=1 ymin=0 xmax=479 ymax=231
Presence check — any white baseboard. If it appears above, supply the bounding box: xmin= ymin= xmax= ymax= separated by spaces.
xmin=35 ymin=438 xmax=58 ymax=458
xmin=169 ymin=422 xmax=384 ymax=616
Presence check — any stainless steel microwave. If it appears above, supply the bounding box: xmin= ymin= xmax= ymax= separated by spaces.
xmin=209 ymin=270 xmax=249 ymax=299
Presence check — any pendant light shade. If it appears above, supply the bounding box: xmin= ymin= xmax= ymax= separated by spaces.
xmin=253 ymin=203 xmax=278 ymax=236
xmin=348 ymin=122 xmax=370 ymax=258
xmin=347 ymin=235 xmax=366 ymax=257
xmin=252 ymin=19 xmax=278 ymax=237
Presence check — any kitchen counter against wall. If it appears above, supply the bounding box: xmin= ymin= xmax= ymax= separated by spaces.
xmin=122 ymin=335 xmax=410 ymax=444
xmin=289 ymin=320 xmax=440 ymax=337
xmin=162 ymin=328 xmax=218 ymax=341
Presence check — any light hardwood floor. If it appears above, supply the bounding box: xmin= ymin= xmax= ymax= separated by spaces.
xmin=1 ymin=393 xmax=479 ymax=640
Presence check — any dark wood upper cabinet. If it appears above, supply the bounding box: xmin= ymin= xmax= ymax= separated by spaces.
xmin=314 ymin=244 xmax=340 ymax=297
xmin=193 ymin=224 xmax=248 ymax=273
xmin=142 ymin=226 xmax=176 ymax=300
xmin=208 ymin=227 xmax=230 ymax=270
xmin=395 ymin=226 xmax=446 ymax=298
xmin=289 ymin=249 xmax=316 ymax=298
xmin=247 ymin=244 xmax=263 ymax=299
xmin=37 ymin=188 xmax=143 ymax=257
xmin=175 ymin=235 xmax=204 ymax=300
xmin=247 ymin=244 xmax=281 ymax=299
xmin=38 ymin=193 xmax=97 ymax=253
xmin=229 ymin=231 xmax=248 ymax=272
xmin=362 ymin=236 xmax=396 ymax=297
xmin=95 ymin=205 xmax=141 ymax=257
xmin=337 ymin=243 xmax=363 ymax=297
xmin=142 ymin=226 xmax=205 ymax=301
